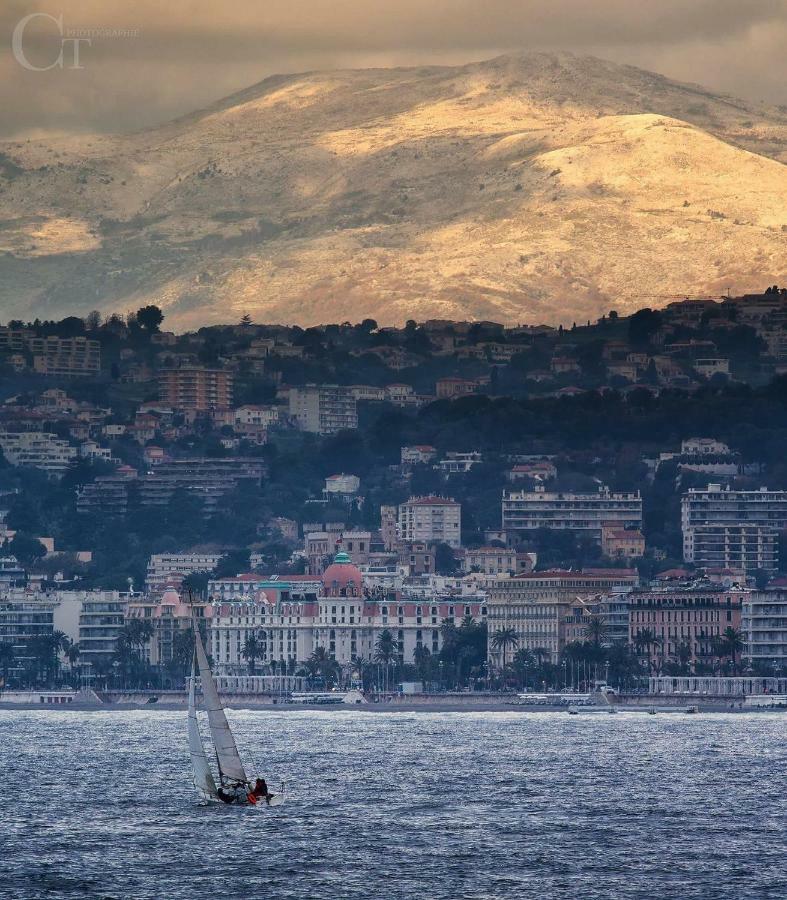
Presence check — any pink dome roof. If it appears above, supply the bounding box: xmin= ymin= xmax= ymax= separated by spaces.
xmin=322 ymin=551 xmax=363 ymax=596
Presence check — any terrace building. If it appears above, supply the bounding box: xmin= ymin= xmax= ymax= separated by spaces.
xmin=502 ymin=485 xmax=642 ymax=541
xmin=0 ymin=431 xmax=76 ymax=476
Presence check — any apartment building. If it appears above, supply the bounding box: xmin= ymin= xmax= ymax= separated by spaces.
xmin=30 ymin=336 xmax=101 ymax=378
xmin=501 ymin=485 xmax=642 ymax=539
xmin=398 ymin=496 xmax=462 ymax=548
xmin=288 ymin=385 xmax=358 ymax=434
xmin=0 ymin=431 xmax=76 ymax=476
xmin=682 ymin=485 xmax=787 ymax=573
xmin=487 ymin=568 xmax=639 ymax=665
xmin=742 ymin=589 xmax=787 ymax=669
xmin=158 ymin=367 xmax=233 ymax=410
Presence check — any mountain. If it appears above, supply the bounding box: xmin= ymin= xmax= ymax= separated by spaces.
xmin=1 ymin=51 xmax=786 ymax=329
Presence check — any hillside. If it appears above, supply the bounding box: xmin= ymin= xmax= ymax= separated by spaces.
xmin=1 ymin=51 xmax=786 ymax=328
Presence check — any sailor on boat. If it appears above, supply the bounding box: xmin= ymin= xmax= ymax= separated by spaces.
xmin=216 ymin=778 xmax=272 ymax=805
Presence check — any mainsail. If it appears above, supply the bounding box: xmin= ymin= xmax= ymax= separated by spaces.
xmin=194 ymin=626 xmax=248 ymax=784
xmin=188 ymin=653 xmax=218 ymax=797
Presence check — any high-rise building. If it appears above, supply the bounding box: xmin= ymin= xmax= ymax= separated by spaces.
xmin=158 ymin=367 xmax=233 ymax=410
xmin=682 ymin=485 xmax=787 ymax=573
xmin=78 ymin=592 xmax=128 ymax=666
xmin=288 ymin=385 xmax=357 ymax=434
xmin=398 ymin=496 xmax=462 ymax=548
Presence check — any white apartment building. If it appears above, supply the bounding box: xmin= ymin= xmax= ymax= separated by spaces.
xmin=79 ymin=591 xmax=128 ymax=665
xmin=437 ymin=451 xmax=483 ymax=474
xmin=501 ymin=485 xmax=642 ymax=539
xmin=288 ymin=385 xmax=358 ymax=434
xmin=146 ymin=552 xmax=224 ymax=590
xmin=400 ymin=445 xmax=437 ymax=466
xmin=233 ymin=405 xmax=281 ymax=428
xmin=324 ymin=474 xmax=361 ymax=496
xmin=0 ymin=431 xmax=77 ymax=476
xmin=682 ymin=485 xmax=787 ymax=573
xmin=742 ymin=590 xmax=787 ymax=668
xmin=398 ymin=496 xmax=462 ymax=548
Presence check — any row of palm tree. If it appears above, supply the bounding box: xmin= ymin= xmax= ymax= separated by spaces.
xmin=633 ymin=626 xmax=745 ymax=675
xmin=0 ymin=631 xmax=85 ymax=689
xmin=490 ymin=619 xmax=749 ymax=687
xmin=237 ymin=618 xmax=489 ymax=693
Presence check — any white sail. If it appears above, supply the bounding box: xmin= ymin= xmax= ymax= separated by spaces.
xmin=188 ymin=654 xmax=218 ymax=797
xmin=194 ymin=627 xmax=248 ymax=784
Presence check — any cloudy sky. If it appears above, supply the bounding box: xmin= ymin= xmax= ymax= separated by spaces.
xmin=1 ymin=0 xmax=786 ymax=138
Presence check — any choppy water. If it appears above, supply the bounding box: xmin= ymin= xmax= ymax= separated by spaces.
xmin=0 ymin=709 xmax=785 ymax=899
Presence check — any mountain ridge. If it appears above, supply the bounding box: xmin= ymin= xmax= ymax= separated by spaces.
xmin=0 ymin=51 xmax=785 ymax=328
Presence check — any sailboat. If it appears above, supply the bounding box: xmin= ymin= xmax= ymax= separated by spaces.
xmin=188 ymin=627 xmax=284 ymax=807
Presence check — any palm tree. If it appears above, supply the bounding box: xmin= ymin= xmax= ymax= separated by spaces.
xmin=532 ymin=647 xmax=551 ymax=668
xmin=374 ymin=629 xmax=399 ymax=692
xmin=307 ymin=646 xmax=339 ymax=687
xmin=675 ymin=639 xmax=693 ymax=675
xmin=491 ymin=627 xmax=519 ymax=672
xmin=374 ymin=629 xmax=399 ymax=665
xmin=716 ymin=627 xmax=744 ymax=674
xmin=0 ymin=641 xmax=14 ymax=689
xmin=413 ymin=644 xmax=432 ymax=685
xmin=65 ymin=641 xmax=81 ymax=687
xmin=634 ymin=628 xmax=662 ymax=674
xmin=584 ymin=616 xmax=608 ymax=648
xmin=511 ymin=647 xmax=535 ymax=690
xmin=51 ymin=631 xmax=70 ymax=685
xmin=242 ymin=634 xmax=262 ymax=675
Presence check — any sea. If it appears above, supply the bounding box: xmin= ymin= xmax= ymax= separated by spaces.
xmin=0 ymin=709 xmax=785 ymax=899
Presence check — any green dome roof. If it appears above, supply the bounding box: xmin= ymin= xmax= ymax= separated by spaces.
xmin=333 ymin=550 xmax=352 ymax=564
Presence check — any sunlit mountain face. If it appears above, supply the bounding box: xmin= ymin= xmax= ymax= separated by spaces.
xmin=1 ymin=51 xmax=786 ymax=328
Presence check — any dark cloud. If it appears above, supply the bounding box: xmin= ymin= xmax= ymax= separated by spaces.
xmin=1 ymin=0 xmax=786 ymax=138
